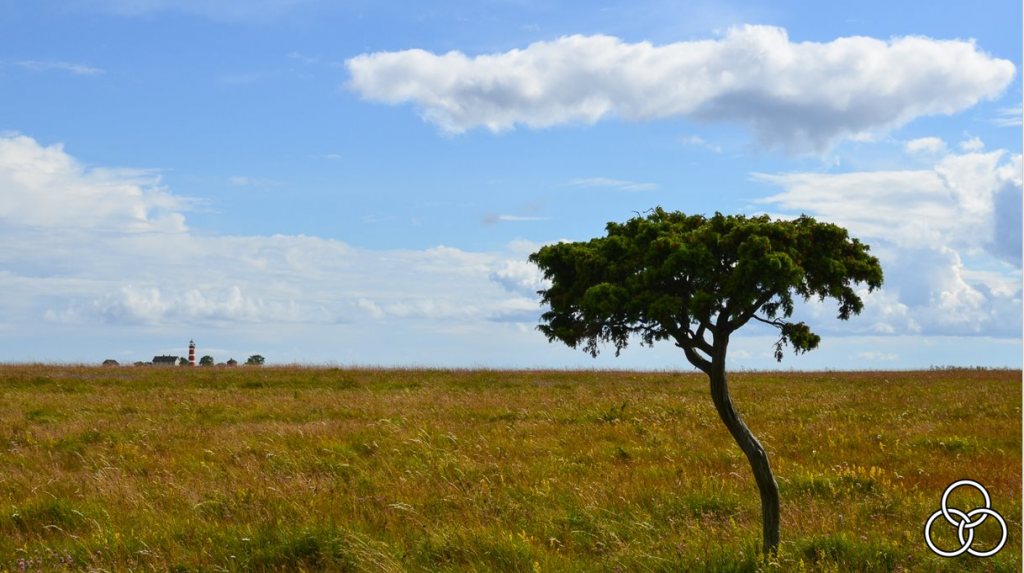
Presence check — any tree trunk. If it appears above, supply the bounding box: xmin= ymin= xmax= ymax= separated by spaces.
xmin=707 ymin=360 xmax=780 ymax=554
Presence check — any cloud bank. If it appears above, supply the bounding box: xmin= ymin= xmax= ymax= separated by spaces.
xmin=757 ymin=143 xmax=1022 ymax=338
xmin=0 ymin=135 xmax=539 ymax=333
xmin=2 ymin=134 xmax=1018 ymax=366
xmin=347 ymin=25 xmax=1015 ymax=151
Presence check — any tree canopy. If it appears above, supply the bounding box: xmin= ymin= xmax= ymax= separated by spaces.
xmin=529 ymin=208 xmax=883 ymax=370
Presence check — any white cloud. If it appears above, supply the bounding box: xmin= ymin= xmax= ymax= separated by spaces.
xmin=904 ymin=137 xmax=947 ymax=155
xmin=229 ymin=175 xmax=280 ymax=187
xmin=992 ymin=104 xmax=1022 ymax=127
xmin=490 ymin=260 xmax=549 ymax=297
xmin=757 ymin=150 xmax=1022 ymax=265
xmin=564 ymin=177 xmax=658 ymax=192
xmin=680 ymin=134 xmax=722 ymax=153
xmin=346 ymin=25 xmax=1015 ymax=151
xmin=288 ymin=51 xmax=321 ymax=65
xmin=959 ymin=136 xmax=985 ymax=152
xmin=0 ymin=134 xmax=541 ymax=334
xmin=46 ymin=285 xmax=324 ymax=325
xmin=757 ymin=148 xmax=1022 ymax=338
xmin=482 ymin=214 xmax=552 ymax=225
xmin=15 ymin=60 xmax=104 ymax=75
xmin=0 ymin=135 xmax=187 ymax=232
xmin=353 ymin=295 xmax=537 ymax=322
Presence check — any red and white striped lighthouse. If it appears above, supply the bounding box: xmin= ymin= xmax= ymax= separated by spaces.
xmin=188 ymin=339 xmax=196 ymax=367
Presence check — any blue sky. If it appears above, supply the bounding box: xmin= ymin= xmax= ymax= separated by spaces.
xmin=1 ymin=0 xmax=1021 ymax=369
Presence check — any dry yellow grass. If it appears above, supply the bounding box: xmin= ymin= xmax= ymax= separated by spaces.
xmin=0 ymin=365 xmax=1019 ymax=572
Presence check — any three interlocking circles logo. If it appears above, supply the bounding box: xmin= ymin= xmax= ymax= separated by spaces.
xmin=924 ymin=479 xmax=1007 ymax=558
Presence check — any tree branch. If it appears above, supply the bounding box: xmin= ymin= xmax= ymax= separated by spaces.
xmin=676 ymin=339 xmax=712 ymax=373
xmin=728 ymin=292 xmax=776 ymax=331
xmin=689 ymin=322 xmax=713 ymax=355
xmin=751 ymin=314 xmax=787 ymax=329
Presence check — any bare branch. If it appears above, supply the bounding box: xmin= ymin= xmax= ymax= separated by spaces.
xmin=751 ymin=314 xmax=787 ymax=329
xmin=728 ymin=291 xmax=775 ymax=331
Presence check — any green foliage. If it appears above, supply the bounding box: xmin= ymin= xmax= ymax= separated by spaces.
xmin=199 ymin=355 xmax=214 ymax=367
xmin=246 ymin=354 xmax=266 ymax=366
xmin=529 ymin=208 xmax=883 ymax=365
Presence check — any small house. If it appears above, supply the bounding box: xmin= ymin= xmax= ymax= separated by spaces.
xmin=152 ymin=355 xmax=180 ymax=366
xmin=226 ymin=358 xmax=238 ymax=367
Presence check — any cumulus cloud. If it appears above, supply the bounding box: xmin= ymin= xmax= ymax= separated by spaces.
xmin=757 ymin=147 xmax=1022 ymax=338
xmin=490 ymin=260 xmax=549 ymax=297
xmin=959 ymin=136 xmax=985 ymax=152
xmin=757 ymin=149 xmax=1022 ymax=266
xmin=347 ymin=25 xmax=1015 ymax=151
xmin=0 ymin=135 xmax=187 ymax=232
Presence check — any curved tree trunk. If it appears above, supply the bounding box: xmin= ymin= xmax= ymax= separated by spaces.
xmin=707 ymin=360 xmax=780 ymax=554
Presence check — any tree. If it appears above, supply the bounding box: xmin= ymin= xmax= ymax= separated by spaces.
xmin=176 ymin=357 xmax=188 ymax=367
xmin=246 ymin=354 xmax=265 ymax=366
xmin=199 ymin=355 xmax=215 ymax=367
xmin=529 ymin=208 xmax=882 ymax=554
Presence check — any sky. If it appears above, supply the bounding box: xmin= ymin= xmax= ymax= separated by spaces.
xmin=1 ymin=0 xmax=1021 ymax=369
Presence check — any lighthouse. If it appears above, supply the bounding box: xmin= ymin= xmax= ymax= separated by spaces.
xmin=188 ymin=339 xmax=196 ymax=367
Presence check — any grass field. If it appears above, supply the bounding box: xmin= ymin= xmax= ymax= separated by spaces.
xmin=0 ymin=365 xmax=1019 ymax=572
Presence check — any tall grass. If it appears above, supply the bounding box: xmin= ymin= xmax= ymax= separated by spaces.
xmin=0 ymin=366 xmax=1019 ymax=571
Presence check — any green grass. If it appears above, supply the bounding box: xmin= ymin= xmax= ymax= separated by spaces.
xmin=0 ymin=366 xmax=1019 ymax=572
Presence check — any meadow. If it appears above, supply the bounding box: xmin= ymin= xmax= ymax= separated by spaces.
xmin=0 ymin=365 xmax=1019 ymax=572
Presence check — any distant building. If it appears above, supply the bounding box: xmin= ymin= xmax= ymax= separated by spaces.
xmin=152 ymin=355 xmax=180 ymax=366
xmin=102 ymin=359 xmax=119 ymax=367
xmin=226 ymin=358 xmax=238 ymax=367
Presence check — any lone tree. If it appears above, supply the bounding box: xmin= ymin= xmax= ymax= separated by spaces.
xmin=529 ymin=208 xmax=882 ymax=554
xmin=246 ymin=354 xmax=265 ymax=366
xmin=199 ymin=355 xmax=215 ymax=367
